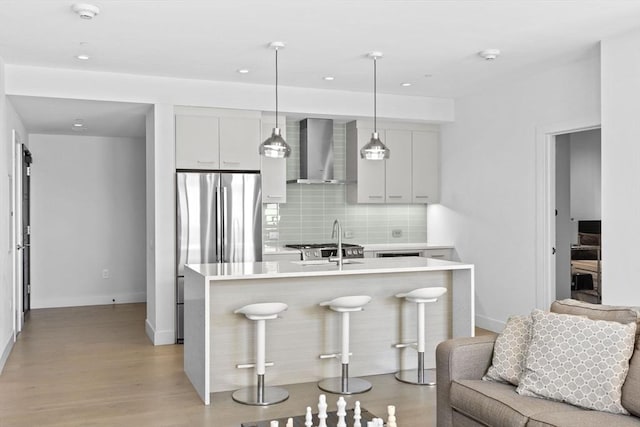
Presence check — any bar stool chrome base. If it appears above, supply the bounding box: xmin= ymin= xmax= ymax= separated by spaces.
xmin=395 ymin=351 xmax=436 ymax=385
xmin=232 ymin=375 xmax=289 ymax=406
xmin=318 ymin=377 xmax=372 ymax=395
xmin=395 ymin=368 xmax=437 ymax=385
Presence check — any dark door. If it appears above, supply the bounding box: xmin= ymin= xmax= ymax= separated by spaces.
xmin=22 ymin=146 xmax=32 ymax=315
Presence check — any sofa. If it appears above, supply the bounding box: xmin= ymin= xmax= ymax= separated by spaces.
xmin=436 ymin=299 xmax=640 ymax=426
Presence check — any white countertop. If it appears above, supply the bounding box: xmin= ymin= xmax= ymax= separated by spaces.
xmin=362 ymin=243 xmax=454 ymax=251
xmin=186 ymin=256 xmax=473 ymax=281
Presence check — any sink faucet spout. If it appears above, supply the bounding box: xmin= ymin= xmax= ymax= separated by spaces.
xmin=331 ymin=219 xmax=343 ymax=267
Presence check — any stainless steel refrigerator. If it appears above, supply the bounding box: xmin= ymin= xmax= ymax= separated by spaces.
xmin=176 ymin=172 xmax=262 ymax=342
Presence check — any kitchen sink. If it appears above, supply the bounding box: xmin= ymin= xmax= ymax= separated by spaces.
xmin=292 ymin=259 xmax=364 ymax=266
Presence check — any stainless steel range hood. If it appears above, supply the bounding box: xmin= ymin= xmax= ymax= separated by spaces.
xmin=288 ymin=118 xmax=345 ymax=184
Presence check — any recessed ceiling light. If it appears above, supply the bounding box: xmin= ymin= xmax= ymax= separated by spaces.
xmin=72 ymin=119 xmax=85 ymax=130
xmin=479 ymin=49 xmax=501 ymax=60
xmin=76 ymin=54 xmax=90 ymax=60
xmin=424 ymin=74 xmax=433 ymax=78
xmin=71 ymin=3 xmax=100 ymax=20
xmin=401 ymin=82 xmax=412 ymax=87
xmin=323 ymin=76 xmax=335 ymax=81
xmin=237 ymin=69 xmax=249 ymax=74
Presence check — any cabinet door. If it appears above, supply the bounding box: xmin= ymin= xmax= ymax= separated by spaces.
xmin=412 ymin=131 xmax=440 ymax=203
xmin=260 ymin=121 xmax=287 ymax=203
xmin=385 ymin=129 xmax=412 ymax=203
xmin=219 ymin=117 xmax=261 ymax=170
xmin=356 ymin=127 xmax=386 ymax=203
xmin=175 ymin=115 xmax=220 ymax=170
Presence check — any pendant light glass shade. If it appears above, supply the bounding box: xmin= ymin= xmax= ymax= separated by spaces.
xmin=361 ymin=52 xmax=390 ymax=160
xmin=259 ymin=42 xmax=291 ymax=159
xmin=260 ymin=127 xmax=291 ymax=158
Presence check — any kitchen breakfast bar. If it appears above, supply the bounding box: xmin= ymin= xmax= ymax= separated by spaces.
xmin=183 ymin=257 xmax=474 ymax=405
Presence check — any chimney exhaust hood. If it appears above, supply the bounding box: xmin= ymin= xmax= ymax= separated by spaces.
xmin=288 ymin=118 xmax=345 ymax=184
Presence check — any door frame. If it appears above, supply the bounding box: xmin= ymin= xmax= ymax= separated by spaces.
xmin=535 ymin=116 xmax=600 ymax=310
xmin=11 ymin=129 xmax=24 ymax=337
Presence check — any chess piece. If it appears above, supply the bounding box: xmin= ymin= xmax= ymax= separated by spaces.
xmin=388 ymin=405 xmax=397 ymax=427
xmin=354 ymin=401 xmax=362 ymax=427
xmin=286 ymin=418 xmax=293 ymax=427
xmin=336 ymin=396 xmax=347 ymax=427
xmin=318 ymin=394 xmax=328 ymax=427
xmin=270 ymin=421 xmax=279 ymax=427
xmin=305 ymin=406 xmax=313 ymax=427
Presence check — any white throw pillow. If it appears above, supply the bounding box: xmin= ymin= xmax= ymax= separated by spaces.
xmin=516 ymin=309 xmax=637 ymax=415
xmin=483 ymin=315 xmax=531 ymax=385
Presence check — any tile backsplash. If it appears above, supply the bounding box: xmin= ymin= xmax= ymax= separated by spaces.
xmin=263 ymin=120 xmax=427 ymax=247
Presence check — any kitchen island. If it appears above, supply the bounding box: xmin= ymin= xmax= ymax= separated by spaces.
xmin=184 ymin=257 xmax=474 ymax=405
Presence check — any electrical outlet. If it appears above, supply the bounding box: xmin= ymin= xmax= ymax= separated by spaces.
xmin=392 ymin=229 xmax=402 ymax=238
xmin=268 ymin=231 xmax=279 ymax=240
xmin=102 ymin=269 xmax=110 ymax=279
xmin=344 ymin=230 xmax=354 ymax=238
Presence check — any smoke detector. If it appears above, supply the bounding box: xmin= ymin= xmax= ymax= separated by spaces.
xmin=71 ymin=3 xmax=100 ymax=19
xmin=479 ymin=49 xmax=501 ymax=60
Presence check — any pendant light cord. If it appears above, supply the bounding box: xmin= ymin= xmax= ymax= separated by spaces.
xmin=275 ymin=47 xmax=279 ymax=129
xmin=373 ymin=57 xmax=377 ymax=133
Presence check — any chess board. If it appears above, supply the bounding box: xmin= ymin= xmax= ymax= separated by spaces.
xmin=241 ymin=408 xmax=378 ymax=427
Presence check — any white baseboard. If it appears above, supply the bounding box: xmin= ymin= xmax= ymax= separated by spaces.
xmin=145 ymin=318 xmax=175 ymax=346
xmin=475 ymin=314 xmax=506 ymax=333
xmin=31 ymin=291 xmax=146 ymax=309
xmin=0 ymin=334 xmax=15 ymax=374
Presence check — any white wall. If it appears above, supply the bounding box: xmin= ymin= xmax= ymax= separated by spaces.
xmin=428 ymin=51 xmax=601 ymax=331
xmin=29 ymin=134 xmax=146 ymax=308
xmin=601 ymin=28 xmax=640 ymax=305
xmin=570 ymin=129 xmax=601 ymax=220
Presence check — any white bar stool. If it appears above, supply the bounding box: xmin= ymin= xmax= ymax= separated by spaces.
xmin=394 ymin=287 xmax=447 ymax=385
xmin=318 ymin=295 xmax=373 ymax=395
xmin=232 ymin=302 xmax=289 ymax=406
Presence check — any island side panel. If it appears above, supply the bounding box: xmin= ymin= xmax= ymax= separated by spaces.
xmin=207 ymin=270 xmax=455 ymax=393
xmin=452 ymin=266 xmax=475 ymax=338
xmin=184 ymin=267 xmax=210 ymax=405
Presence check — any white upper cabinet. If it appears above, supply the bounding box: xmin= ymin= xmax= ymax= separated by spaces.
xmin=412 ymin=130 xmax=440 ymax=203
xmin=175 ymin=115 xmax=220 ymax=170
xmin=385 ymin=129 xmax=412 ymax=203
xmin=174 ymin=107 xmax=261 ymax=171
xmin=346 ymin=122 xmax=386 ymax=203
xmin=346 ymin=120 xmax=440 ymax=204
xmin=219 ymin=117 xmax=261 ymax=170
xmin=260 ymin=118 xmax=287 ymax=203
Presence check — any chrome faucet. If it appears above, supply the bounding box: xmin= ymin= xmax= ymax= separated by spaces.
xmin=330 ymin=219 xmax=343 ymax=267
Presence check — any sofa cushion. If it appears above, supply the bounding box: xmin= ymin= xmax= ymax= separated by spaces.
xmin=551 ymin=299 xmax=640 ymax=340
xmin=622 ymin=341 xmax=640 ymax=417
xmin=483 ymin=315 xmax=531 ymax=385
xmin=526 ymin=410 xmax=640 ymax=426
xmin=517 ymin=309 xmax=636 ymax=415
xmin=450 ymin=380 xmax=583 ymax=427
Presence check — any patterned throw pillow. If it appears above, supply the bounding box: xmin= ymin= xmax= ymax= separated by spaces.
xmin=516 ymin=309 xmax=637 ymax=415
xmin=483 ymin=315 xmax=531 ymax=385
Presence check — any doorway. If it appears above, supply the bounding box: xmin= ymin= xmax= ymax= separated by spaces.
xmin=21 ymin=146 xmax=33 ymax=316
xmin=555 ymin=129 xmax=601 ymax=303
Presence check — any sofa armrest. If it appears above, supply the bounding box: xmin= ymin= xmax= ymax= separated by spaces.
xmin=436 ymin=335 xmax=497 ymax=427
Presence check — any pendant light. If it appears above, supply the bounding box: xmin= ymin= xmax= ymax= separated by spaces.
xmin=360 ymin=52 xmax=390 ymax=160
xmin=259 ymin=41 xmax=291 ymax=159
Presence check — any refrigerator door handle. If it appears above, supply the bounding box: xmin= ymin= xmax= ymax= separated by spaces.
xmin=221 ymin=186 xmax=228 ymax=262
xmin=216 ymin=186 xmax=223 ymax=263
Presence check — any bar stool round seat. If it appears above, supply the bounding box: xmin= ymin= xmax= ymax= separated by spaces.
xmin=232 ymin=302 xmax=289 ymax=406
xmin=318 ymin=295 xmax=373 ymax=395
xmin=395 ymin=287 xmax=447 ymax=386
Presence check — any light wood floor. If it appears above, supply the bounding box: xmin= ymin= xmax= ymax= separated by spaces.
xmin=0 ymin=303 xmax=446 ymax=427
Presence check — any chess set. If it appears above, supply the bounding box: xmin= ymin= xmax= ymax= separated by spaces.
xmin=241 ymin=394 xmax=398 ymax=427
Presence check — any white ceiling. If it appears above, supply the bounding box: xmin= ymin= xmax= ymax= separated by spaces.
xmin=3 ymin=0 xmax=640 ymax=136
